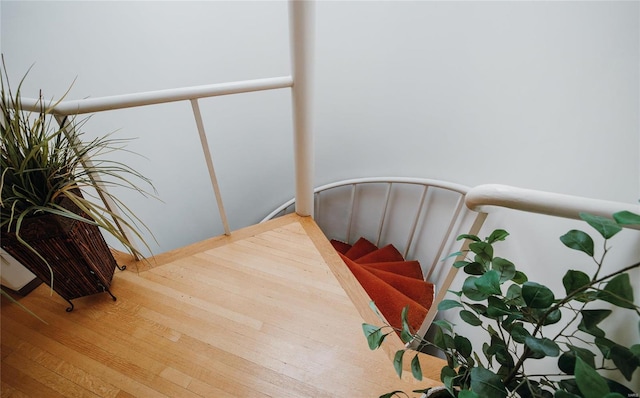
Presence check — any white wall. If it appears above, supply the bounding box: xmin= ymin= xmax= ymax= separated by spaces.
xmin=2 ymin=0 xmax=639 ymax=387
xmin=1 ymin=1 xmax=294 ymax=254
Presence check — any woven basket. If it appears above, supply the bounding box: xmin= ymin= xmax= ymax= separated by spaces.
xmin=1 ymin=194 xmax=118 ymax=305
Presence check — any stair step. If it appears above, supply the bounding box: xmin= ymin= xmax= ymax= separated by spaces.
xmin=339 ymin=253 xmax=428 ymax=332
xmin=355 ymin=244 xmax=405 ymax=263
xmin=362 ymin=265 xmax=434 ymax=308
xmin=361 ymin=260 xmax=423 ymax=280
xmin=333 ymin=237 xmax=435 ymax=336
xmin=330 ymin=239 xmax=352 ymax=255
xmin=344 ymin=237 xmax=378 ymax=260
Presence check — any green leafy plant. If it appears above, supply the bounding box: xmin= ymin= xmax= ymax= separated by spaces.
xmin=364 ymin=211 xmax=640 ymax=398
xmin=1 ymin=59 xmax=156 ymax=291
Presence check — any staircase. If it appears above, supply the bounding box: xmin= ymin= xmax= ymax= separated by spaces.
xmin=331 ymin=237 xmax=434 ymax=334
xmin=263 ymin=177 xmax=487 ymax=341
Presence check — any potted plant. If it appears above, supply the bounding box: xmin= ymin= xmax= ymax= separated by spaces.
xmin=363 ymin=210 xmax=640 ymax=398
xmin=1 ymin=60 xmax=155 ymax=311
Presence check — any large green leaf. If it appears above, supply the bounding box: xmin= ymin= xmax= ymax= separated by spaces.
xmin=631 ymin=343 xmax=640 ymax=361
xmin=469 ymin=367 xmax=507 ymax=398
xmin=579 ymin=213 xmax=622 ymax=239
xmin=469 ymin=241 xmax=493 ymax=264
xmin=433 ymin=326 xmax=449 ymax=350
xmin=492 ymin=257 xmax=516 ymax=283
xmin=604 ymin=378 xmax=637 ymax=396
xmin=393 ymin=349 xmax=405 ymax=378
xmin=505 ymin=284 xmax=526 ymax=306
xmin=464 ymin=262 xmax=486 ymax=276
xmin=594 ymin=336 xmax=640 ymax=384
xmin=440 ymin=366 xmax=459 ymax=394
xmin=460 ymin=310 xmax=483 ymax=326
xmin=595 ymin=336 xmax=616 ymax=358
xmin=558 ymin=345 xmax=596 ymax=374
xmin=458 ymin=234 xmax=482 ymax=242
xmin=438 ymin=299 xmax=463 ymax=311
xmin=574 ymin=357 xmax=610 ymax=398
xmin=362 ymin=324 xmax=389 ymax=350
xmin=511 ymin=271 xmax=528 ymax=284
xmin=369 ymin=301 xmax=384 ymax=319
xmin=465 ymin=302 xmax=488 ymax=315
xmin=462 ymin=276 xmax=488 ymax=301
xmin=522 ymin=282 xmax=555 ymax=308
xmin=400 ymin=306 xmax=413 ymax=343
xmin=454 ymin=260 xmax=471 ymax=269
xmin=578 ymin=309 xmax=611 ymax=338
xmin=609 ymin=345 xmax=639 ymax=381
xmin=537 ymin=308 xmax=562 ymax=326
xmin=501 ymin=312 xmax=523 ymax=328
xmin=410 ymin=354 xmax=422 ymax=381
xmin=433 ymin=319 xmax=454 ymax=333
xmin=525 ymin=336 xmax=560 ymax=357
xmin=458 ymin=390 xmax=480 ymax=398
xmin=475 ymin=270 xmax=502 ymax=296
xmin=560 ymin=230 xmax=594 ymax=256
xmin=598 ymin=273 xmax=635 ymax=309
xmin=486 ymin=296 xmax=511 ymax=319
xmin=489 ymin=344 xmax=514 ymax=367
xmin=454 ymin=335 xmax=473 ymax=359
xmin=558 ymin=379 xmax=581 ymax=395
xmin=487 ymin=229 xmax=509 ymax=243
xmin=613 ymin=210 xmax=640 ymax=226
xmin=562 ymin=270 xmax=591 ymax=295
xmin=507 ymin=323 xmax=531 ymax=344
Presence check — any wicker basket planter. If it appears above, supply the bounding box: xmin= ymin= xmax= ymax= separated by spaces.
xmin=1 ymin=195 xmax=120 ymax=311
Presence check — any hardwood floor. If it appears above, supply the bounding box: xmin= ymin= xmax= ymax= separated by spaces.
xmin=1 ymin=214 xmax=444 ymax=397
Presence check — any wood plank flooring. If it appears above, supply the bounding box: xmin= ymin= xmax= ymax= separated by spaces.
xmin=1 ymin=214 xmax=443 ymax=397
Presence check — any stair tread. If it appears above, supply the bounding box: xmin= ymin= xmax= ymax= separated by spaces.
xmin=344 ymin=237 xmax=378 ymax=260
xmin=355 ymin=244 xmax=405 ymax=263
xmin=361 ymin=260 xmax=424 ymax=280
xmin=330 ymin=239 xmax=352 ymax=255
xmin=362 ymin=265 xmax=434 ymax=308
xmin=339 ymin=253 xmax=428 ymax=331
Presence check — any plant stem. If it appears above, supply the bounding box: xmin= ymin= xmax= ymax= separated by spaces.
xmin=503 ymin=260 xmax=640 ymax=386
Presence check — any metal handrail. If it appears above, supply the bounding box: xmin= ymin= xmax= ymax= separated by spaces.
xmin=18 ymin=76 xmax=294 ymax=115
xmin=13 ymin=1 xmax=316 ymax=243
xmin=466 ymin=184 xmax=640 ymax=230
xmin=262 ymin=177 xmax=479 ymax=267
xmin=261 ymin=176 xmax=472 ymax=221
xmin=262 ymin=176 xmax=488 ymax=347
xmin=264 ymin=178 xmax=640 ymax=347
xmin=18 ymin=77 xmax=295 ymax=241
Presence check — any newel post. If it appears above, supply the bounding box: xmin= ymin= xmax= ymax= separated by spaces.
xmin=289 ymin=0 xmax=315 ymax=217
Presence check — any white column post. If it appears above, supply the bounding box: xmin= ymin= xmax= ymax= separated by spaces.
xmin=289 ymin=0 xmax=315 ymax=217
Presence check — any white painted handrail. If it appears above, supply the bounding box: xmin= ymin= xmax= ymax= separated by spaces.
xmin=262 ymin=176 xmax=472 ymax=221
xmin=18 ymin=76 xmax=294 ymax=115
xmin=466 ymin=184 xmax=640 ymax=229
xmin=13 ymin=0 xmax=317 ymax=239
xmin=20 ymin=77 xmax=294 ymax=239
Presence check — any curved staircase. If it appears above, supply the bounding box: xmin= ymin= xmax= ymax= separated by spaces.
xmin=331 ymin=237 xmax=435 ymax=334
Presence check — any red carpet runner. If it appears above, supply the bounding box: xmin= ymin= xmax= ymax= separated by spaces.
xmin=331 ymin=237 xmax=434 ymax=333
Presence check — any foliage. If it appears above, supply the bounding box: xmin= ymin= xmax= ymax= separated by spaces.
xmin=364 ymin=211 xmax=640 ymax=398
xmin=1 ymin=59 xmax=156 ymax=285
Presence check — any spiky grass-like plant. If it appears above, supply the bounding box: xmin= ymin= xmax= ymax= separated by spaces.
xmin=1 ymin=60 xmax=155 ymax=290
